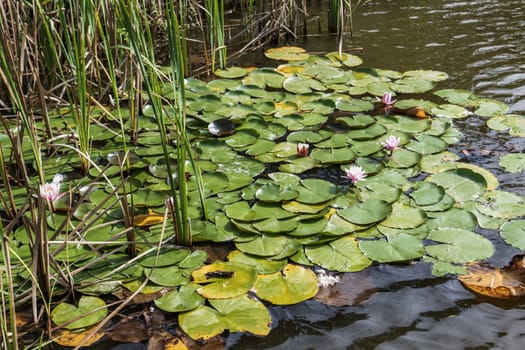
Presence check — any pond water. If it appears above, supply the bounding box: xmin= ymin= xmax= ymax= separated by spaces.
xmin=223 ymin=1 xmax=525 ymax=349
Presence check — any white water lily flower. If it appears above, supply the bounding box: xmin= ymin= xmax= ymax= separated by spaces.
xmin=376 ymin=91 xmax=397 ymax=106
xmin=381 ymin=135 xmax=401 ymax=152
xmin=316 ymin=269 xmax=340 ymax=288
xmin=39 ymin=174 xmax=64 ymax=201
xmin=342 ymin=165 xmax=367 ymax=184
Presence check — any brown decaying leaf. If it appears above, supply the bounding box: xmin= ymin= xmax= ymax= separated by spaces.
xmin=194 ymin=243 xmax=231 ymax=263
xmin=52 ymin=325 xmax=105 ymax=347
xmin=148 ymin=330 xmax=188 ymax=350
xmin=459 ymin=254 xmax=525 ymax=299
xmin=176 ymin=329 xmax=226 ymax=350
xmin=106 ymin=307 xmax=166 ymax=343
xmin=314 ymin=271 xmax=378 ymax=306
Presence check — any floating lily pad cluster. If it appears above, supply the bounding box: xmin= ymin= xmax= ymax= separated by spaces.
xmin=3 ymin=46 xmax=525 ymax=342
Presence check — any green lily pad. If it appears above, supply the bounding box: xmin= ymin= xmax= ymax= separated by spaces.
xmin=51 ymin=296 xmax=107 ymax=330
xmin=326 ymin=52 xmax=363 ymax=67
xmin=305 ymin=236 xmax=372 ymax=272
xmin=294 ymin=178 xmax=339 ymax=204
xmin=403 ymin=70 xmax=449 ymax=82
xmin=388 ymin=148 xmax=422 ymax=168
xmin=474 ymin=99 xmax=509 ymax=117
xmin=500 ymin=220 xmax=525 ymax=250
xmin=499 ymin=153 xmax=525 ymax=173
xmin=425 ymin=228 xmax=494 ymax=263
xmin=253 ymin=264 xmax=318 ymax=305
xmin=409 ymin=182 xmax=444 ymax=206
xmin=283 ymin=75 xmax=327 ymax=94
xmin=431 ymin=104 xmax=470 ymax=119
xmin=335 ymin=97 xmax=375 ymax=113
xmin=236 ymin=234 xmax=290 ymax=257
xmin=433 ymin=89 xmax=480 ymax=107
xmin=405 ymin=134 xmax=449 ymax=155
xmin=279 ymin=156 xmax=319 ymax=174
xmin=192 ymin=261 xmax=257 ymax=299
xmin=253 ymin=216 xmax=300 ymax=234
xmin=419 ymin=151 xmax=460 ymax=173
xmin=255 ymin=183 xmax=299 ymax=203
xmin=474 ymin=190 xmax=525 ymax=219
xmin=432 ymin=163 xmax=498 ymax=191
xmin=393 ymin=99 xmax=437 ymax=112
xmin=426 ymin=169 xmax=487 ymax=202
xmin=324 ymin=212 xmax=370 ymax=236
xmin=359 ymin=232 xmax=425 ymax=263
xmin=338 ymin=199 xmax=391 ymax=225
xmin=310 ymin=147 xmax=356 ymax=164
xmin=346 ymin=123 xmax=387 ymax=140
xmin=390 ymin=78 xmax=436 ymax=94
xmin=178 ymin=294 xmax=271 ymax=340
xmin=145 ymin=266 xmax=189 ymax=287
xmin=224 ymin=129 xmax=258 ymax=149
xmin=380 ymin=202 xmax=426 ymax=229
xmin=426 ymin=208 xmax=478 ymax=230
xmin=227 ymin=250 xmax=287 ymax=274
xmin=214 ymin=67 xmax=249 ymax=79
xmin=140 ymin=248 xmax=191 ymax=267
xmin=265 ymin=46 xmax=309 ymax=61
xmin=487 ymin=114 xmax=525 ymax=136
xmin=154 ymin=283 xmax=204 ymax=312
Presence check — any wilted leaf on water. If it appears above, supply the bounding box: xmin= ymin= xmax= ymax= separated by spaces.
xmin=148 ymin=330 xmax=189 ymax=350
xmin=459 ymin=256 xmax=525 ymax=298
xmin=106 ymin=308 xmax=165 ymax=343
xmin=52 ymin=326 xmax=105 ymax=347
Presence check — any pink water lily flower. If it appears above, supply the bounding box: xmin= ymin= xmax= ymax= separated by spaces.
xmin=39 ymin=174 xmax=64 ymax=202
xmin=342 ymin=165 xmax=367 ymax=184
xmin=377 ymin=92 xmax=397 ymax=106
xmin=381 ymin=135 xmax=401 ymax=153
xmin=297 ymin=143 xmax=310 ymax=157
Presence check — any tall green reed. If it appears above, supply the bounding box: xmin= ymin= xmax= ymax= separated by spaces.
xmin=118 ymin=0 xmax=196 ymax=246
xmin=204 ymin=0 xmax=226 ymax=71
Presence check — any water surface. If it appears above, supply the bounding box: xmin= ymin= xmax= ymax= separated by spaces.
xmin=227 ymin=1 xmax=525 ymax=349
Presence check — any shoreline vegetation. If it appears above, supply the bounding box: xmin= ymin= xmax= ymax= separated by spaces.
xmin=0 ymin=1 xmax=364 ymax=348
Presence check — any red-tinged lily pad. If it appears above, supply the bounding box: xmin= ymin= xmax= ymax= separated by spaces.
xmin=178 ymin=294 xmax=271 ymax=340
xmin=253 ymin=264 xmax=319 ymax=305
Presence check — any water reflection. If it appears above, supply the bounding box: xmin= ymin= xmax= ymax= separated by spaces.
xmin=228 ymin=1 xmax=525 ymax=349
